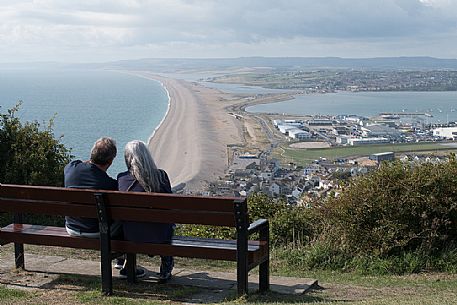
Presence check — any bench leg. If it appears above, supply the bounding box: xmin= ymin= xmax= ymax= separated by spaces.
xmin=259 ymin=259 xmax=269 ymax=293
xmin=14 ymin=242 xmax=24 ymax=269
xmin=126 ymin=253 xmax=137 ymax=284
xmin=237 ymin=263 xmax=248 ymax=297
xmin=236 ymin=235 xmax=248 ymax=296
xmin=100 ymin=247 xmax=113 ymax=295
xmin=235 ymin=199 xmax=249 ymax=297
xmin=95 ymin=193 xmax=113 ymax=295
xmin=13 ymin=214 xmax=25 ymax=269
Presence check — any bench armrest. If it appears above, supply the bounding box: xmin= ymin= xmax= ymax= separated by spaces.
xmin=247 ymin=219 xmax=268 ymax=235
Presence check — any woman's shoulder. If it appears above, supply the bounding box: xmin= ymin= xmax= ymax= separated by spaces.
xmin=157 ymin=169 xmax=172 ymax=193
xmin=157 ymin=169 xmax=170 ymax=180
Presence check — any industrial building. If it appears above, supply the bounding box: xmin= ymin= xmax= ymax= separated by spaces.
xmin=369 ymin=152 xmax=395 ymax=163
xmin=288 ymin=128 xmax=311 ymax=140
xmin=308 ymin=119 xmax=333 ymax=126
xmin=347 ymin=137 xmax=390 ymax=146
xmin=433 ymin=127 xmax=457 ymax=140
xmin=361 ymin=124 xmax=402 ymax=138
xmin=278 ymin=124 xmax=296 ymax=134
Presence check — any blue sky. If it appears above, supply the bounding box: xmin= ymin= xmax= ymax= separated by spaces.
xmin=1 ymin=0 xmax=457 ymax=63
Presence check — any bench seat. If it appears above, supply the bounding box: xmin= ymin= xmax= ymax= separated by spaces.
xmin=0 ymin=224 xmax=268 ymax=264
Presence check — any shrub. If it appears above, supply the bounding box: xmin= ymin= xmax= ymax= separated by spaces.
xmin=270 ymin=205 xmax=313 ymax=247
xmin=0 ymin=102 xmax=72 ymax=227
xmin=318 ymin=157 xmax=457 ymax=257
xmin=0 ymin=102 xmax=72 ymax=186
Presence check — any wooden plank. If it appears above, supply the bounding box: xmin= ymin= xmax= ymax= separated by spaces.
xmin=104 ymin=191 xmax=238 ymax=212
xmin=109 ymin=207 xmax=235 ymax=226
xmin=0 ymin=224 xmax=266 ymax=263
xmin=0 ymin=184 xmax=242 ymax=212
xmin=0 ymin=199 xmax=97 ymax=217
xmin=0 ymin=225 xmax=100 ymax=250
xmin=0 ymin=184 xmax=95 ymax=204
xmin=0 ymin=201 xmax=236 ymax=226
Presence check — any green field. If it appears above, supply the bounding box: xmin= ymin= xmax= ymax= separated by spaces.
xmin=277 ymin=142 xmax=457 ymax=166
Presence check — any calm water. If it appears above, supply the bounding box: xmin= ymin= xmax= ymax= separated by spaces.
xmin=0 ymin=68 xmax=169 ymax=176
xmin=247 ymin=91 xmax=457 ymax=123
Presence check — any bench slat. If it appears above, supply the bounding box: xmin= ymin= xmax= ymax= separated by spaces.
xmin=0 ymin=184 xmax=238 ymax=212
xmin=0 ymin=224 xmax=266 ymax=263
xmin=110 ymin=208 xmax=235 ymax=226
xmin=0 ymin=199 xmax=235 ymax=226
xmin=0 ymin=199 xmax=97 ymax=217
xmin=0 ymin=185 xmax=95 ymax=204
xmin=104 ymin=192 xmax=237 ymax=212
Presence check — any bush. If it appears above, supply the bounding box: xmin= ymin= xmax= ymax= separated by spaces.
xmin=176 ymin=192 xmax=317 ymax=245
xmin=317 ymin=157 xmax=457 ymax=257
xmin=270 ymin=205 xmax=313 ymax=247
xmin=0 ymin=102 xmax=72 ymax=227
xmin=0 ymin=102 xmax=72 ymax=186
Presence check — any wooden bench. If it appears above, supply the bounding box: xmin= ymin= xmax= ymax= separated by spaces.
xmin=0 ymin=184 xmax=269 ymax=296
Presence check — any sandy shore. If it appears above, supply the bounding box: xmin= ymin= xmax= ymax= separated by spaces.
xmin=127 ymin=72 xmax=244 ymax=193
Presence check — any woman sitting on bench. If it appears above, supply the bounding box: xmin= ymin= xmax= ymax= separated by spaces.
xmin=117 ymin=140 xmax=175 ymax=283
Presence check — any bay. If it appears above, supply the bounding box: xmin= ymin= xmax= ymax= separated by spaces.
xmin=247 ymin=91 xmax=457 ymax=124
xmin=0 ymin=68 xmax=169 ymax=176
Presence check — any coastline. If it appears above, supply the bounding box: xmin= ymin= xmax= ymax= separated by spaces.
xmin=147 ymin=80 xmax=171 ymax=144
xmin=124 ymin=71 xmax=245 ymax=193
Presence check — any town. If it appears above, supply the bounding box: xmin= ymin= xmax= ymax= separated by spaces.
xmin=201 ymin=110 xmax=457 ymax=204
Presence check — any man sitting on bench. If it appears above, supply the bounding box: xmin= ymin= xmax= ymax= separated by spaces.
xmin=63 ymin=137 xmax=145 ymax=278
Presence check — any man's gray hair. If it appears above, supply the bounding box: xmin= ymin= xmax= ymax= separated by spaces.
xmin=90 ymin=137 xmax=117 ymax=165
xmin=124 ymin=140 xmax=161 ymax=192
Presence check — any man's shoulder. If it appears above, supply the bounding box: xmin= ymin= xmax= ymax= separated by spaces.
xmin=66 ymin=159 xmax=83 ymax=167
xmin=64 ymin=160 xmax=84 ymax=172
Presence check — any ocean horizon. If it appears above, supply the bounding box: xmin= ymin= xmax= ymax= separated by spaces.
xmin=0 ymin=68 xmax=169 ymax=176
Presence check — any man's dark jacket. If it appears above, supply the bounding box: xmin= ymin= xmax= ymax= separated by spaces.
xmin=64 ymin=160 xmax=117 ymax=233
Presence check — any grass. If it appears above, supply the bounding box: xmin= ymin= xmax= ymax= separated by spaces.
xmin=2 ymin=267 xmax=456 ymax=305
xmin=2 ymin=244 xmax=457 ymax=304
xmin=0 ymin=285 xmax=30 ymax=302
xmin=276 ymin=142 xmax=455 ymax=166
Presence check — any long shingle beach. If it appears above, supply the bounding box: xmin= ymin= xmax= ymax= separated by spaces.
xmin=128 ymin=72 xmax=244 ymax=193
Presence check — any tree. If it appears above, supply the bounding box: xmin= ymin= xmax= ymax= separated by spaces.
xmin=0 ymin=102 xmax=72 ymax=186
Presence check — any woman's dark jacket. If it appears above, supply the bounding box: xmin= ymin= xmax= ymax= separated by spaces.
xmin=117 ymin=170 xmax=174 ymax=243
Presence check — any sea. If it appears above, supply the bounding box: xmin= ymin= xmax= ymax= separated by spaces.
xmin=246 ymin=91 xmax=457 ymax=124
xmin=0 ymin=68 xmax=169 ymax=177
xmin=2 ymin=68 xmax=457 ymax=176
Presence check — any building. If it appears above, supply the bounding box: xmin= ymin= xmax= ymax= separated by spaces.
xmin=433 ymin=127 xmax=457 ymax=140
xmin=336 ymin=135 xmax=351 ymax=145
xmin=274 ymin=119 xmax=303 ymax=129
xmin=347 ymin=137 xmax=389 ymax=145
xmin=308 ymin=119 xmax=333 ymax=126
xmin=361 ymin=124 xmax=401 ymax=138
xmin=288 ymin=128 xmax=311 ymax=140
xmin=278 ymin=124 xmax=296 ymax=134
xmin=369 ymin=152 xmax=395 ymax=163
xmin=273 ymin=119 xmax=283 ymax=127
xmin=332 ymin=126 xmax=350 ymax=135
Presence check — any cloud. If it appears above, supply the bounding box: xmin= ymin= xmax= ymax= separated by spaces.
xmin=1 ymin=0 xmax=457 ymax=62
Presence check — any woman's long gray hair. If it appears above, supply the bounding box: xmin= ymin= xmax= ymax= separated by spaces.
xmin=124 ymin=140 xmax=162 ymax=192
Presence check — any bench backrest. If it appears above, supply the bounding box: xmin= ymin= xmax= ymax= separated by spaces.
xmin=0 ymin=184 xmax=247 ymax=227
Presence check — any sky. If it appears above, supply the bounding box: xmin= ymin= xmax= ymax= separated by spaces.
xmin=1 ymin=0 xmax=457 ymax=63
